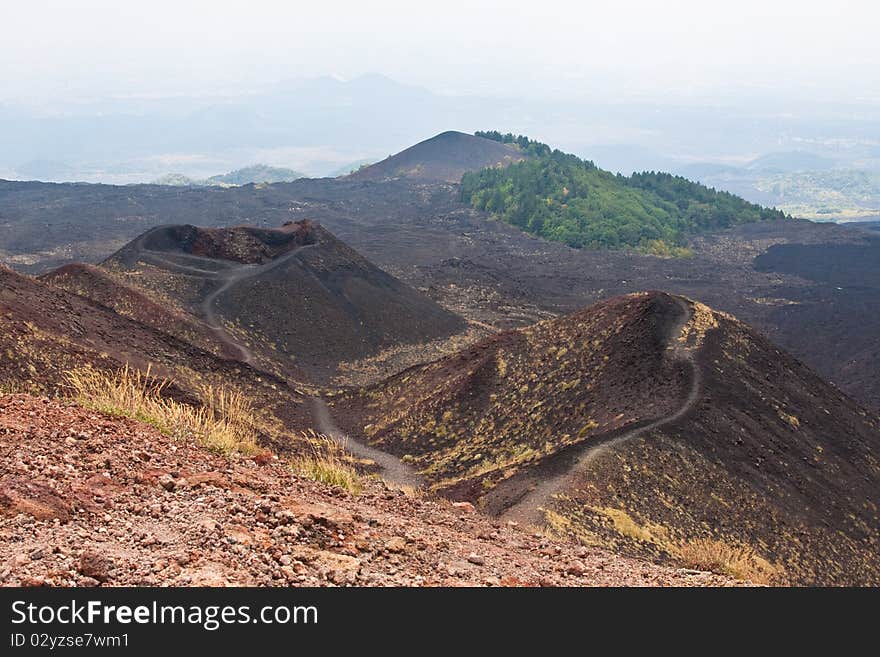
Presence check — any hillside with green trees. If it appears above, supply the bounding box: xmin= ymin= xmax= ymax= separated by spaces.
xmin=462 ymin=132 xmax=788 ymax=253
xmin=153 ymin=164 xmax=306 ymax=187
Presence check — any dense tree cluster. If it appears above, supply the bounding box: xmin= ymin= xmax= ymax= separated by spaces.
xmin=474 ymin=131 xmax=552 ymax=158
xmin=464 ymin=132 xmax=787 ymax=252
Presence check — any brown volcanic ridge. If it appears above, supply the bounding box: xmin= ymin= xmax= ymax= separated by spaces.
xmin=333 ymin=291 xmax=880 ymax=585
xmin=0 ymin=262 xmax=312 ymax=444
xmin=98 ymin=220 xmax=467 ymax=383
xmin=41 ymin=263 xmax=238 ymax=363
xmin=345 ymin=130 xmax=526 ymax=183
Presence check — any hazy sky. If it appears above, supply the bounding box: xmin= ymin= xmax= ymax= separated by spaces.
xmin=2 ymin=0 xmax=878 ymax=104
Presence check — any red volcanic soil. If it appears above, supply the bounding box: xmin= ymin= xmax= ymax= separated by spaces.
xmin=0 ymin=393 xmax=739 ymax=587
xmin=345 ymin=131 xmax=526 ymax=183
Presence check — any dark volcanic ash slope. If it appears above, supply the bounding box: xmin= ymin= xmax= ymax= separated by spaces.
xmin=338 ymin=293 xmax=690 ymax=489
xmin=102 ymin=220 xmax=467 ymax=382
xmin=334 ymin=292 xmax=880 ymax=585
xmin=547 ymin=299 xmax=880 ymax=586
xmin=0 ymin=264 xmax=311 ymax=432
xmin=1 ymin=263 xmax=206 ymax=392
xmin=40 ymin=263 xmax=239 ymax=362
xmin=345 ymin=131 xmax=526 ymax=183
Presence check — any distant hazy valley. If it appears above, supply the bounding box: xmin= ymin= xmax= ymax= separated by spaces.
xmin=678 ymin=154 xmax=880 ymax=222
xmin=3 ymin=74 xmax=880 ymax=224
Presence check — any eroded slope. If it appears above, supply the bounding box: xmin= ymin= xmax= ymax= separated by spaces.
xmin=0 ymin=264 xmax=311 ymax=436
xmin=334 ymin=292 xmax=880 ymax=585
xmin=101 ymin=220 xmax=468 ymax=383
xmin=549 ymin=302 xmax=880 ymax=585
xmin=337 ymin=293 xmax=690 ymax=492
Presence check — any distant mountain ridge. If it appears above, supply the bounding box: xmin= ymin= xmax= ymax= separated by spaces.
xmin=152 ymin=164 xmax=306 ymax=187
xmin=745 ymin=151 xmax=837 ymax=173
xmin=677 ymin=157 xmax=880 ymax=221
xmin=208 ymin=164 xmax=306 ymax=185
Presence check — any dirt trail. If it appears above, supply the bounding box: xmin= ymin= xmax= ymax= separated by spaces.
xmin=198 ymin=265 xmax=259 ymax=365
xmin=131 ymin=237 xmax=424 ymax=489
xmin=139 ymin=252 xmax=227 ymax=277
xmin=133 ymin=240 xmax=317 ymax=366
xmin=309 ymin=397 xmax=423 ymax=489
xmin=499 ymin=296 xmax=700 ymax=526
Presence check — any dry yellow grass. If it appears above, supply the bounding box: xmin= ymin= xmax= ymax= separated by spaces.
xmin=290 ymin=430 xmax=363 ymax=494
xmin=677 ymin=538 xmax=782 ymax=585
xmin=64 ymin=365 xmax=259 ymax=456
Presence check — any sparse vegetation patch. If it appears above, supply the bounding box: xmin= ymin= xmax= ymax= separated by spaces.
xmin=290 ymin=430 xmax=363 ymax=494
xmin=64 ymin=365 xmax=260 ymax=456
xmin=677 ymin=538 xmax=783 ymax=585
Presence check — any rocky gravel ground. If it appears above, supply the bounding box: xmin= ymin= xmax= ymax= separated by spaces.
xmin=0 ymin=394 xmax=739 ymax=587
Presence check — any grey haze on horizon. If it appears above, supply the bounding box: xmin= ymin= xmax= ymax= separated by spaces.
xmin=1 ymin=0 xmax=878 ymax=213
xmin=3 ymin=0 xmax=878 ymax=104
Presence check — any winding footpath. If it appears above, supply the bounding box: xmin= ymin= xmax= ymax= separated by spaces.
xmin=310 ymin=398 xmax=423 ymax=488
xmin=133 ymin=239 xmax=420 ymax=487
xmin=132 ymin=239 xmax=700 ymax=500
xmin=134 ymin=240 xmax=320 ymax=365
xmin=500 ymin=296 xmax=701 ymax=526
